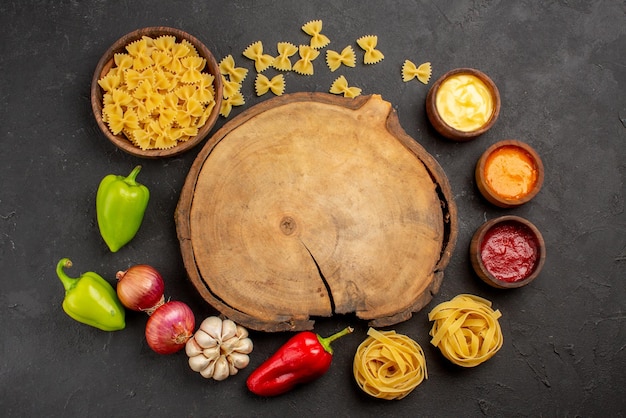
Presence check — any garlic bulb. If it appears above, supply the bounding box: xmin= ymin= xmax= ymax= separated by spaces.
xmin=185 ymin=316 xmax=253 ymax=380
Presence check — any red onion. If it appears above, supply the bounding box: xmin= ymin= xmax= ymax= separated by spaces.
xmin=145 ymin=301 xmax=195 ymax=355
xmin=116 ymin=264 xmax=165 ymax=313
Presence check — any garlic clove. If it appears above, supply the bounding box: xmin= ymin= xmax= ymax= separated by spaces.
xmin=219 ymin=338 xmax=237 ymax=356
xmin=236 ymin=325 xmax=249 ymax=339
xmin=228 ymin=361 xmax=239 ymax=376
xmin=213 ymin=355 xmax=230 ymax=381
xmin=233 ymin=337 xmax=254 ymax=354
xmin=228 ymin=351 xmax=250 ymax=369
xmin=199 ymin=358 xmax=217 ymax=379
xmin=189 ymin=354 xmax=213 ymax=372
xmin=203 ymin=345 xmax=220 ymax=360
xmin=199 ymin=316 xmax=224 ymax=341
xmin=220 ymin=319 xmax=238 ymax=341
xmin=185 ymin=337 xmax=204 ymax=357
xmin=193 ymin=329 xmax=218 ymax=348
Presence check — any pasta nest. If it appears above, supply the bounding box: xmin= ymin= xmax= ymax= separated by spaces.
xmin=353 ymin=328 xmax=427 ymax=400
xmin=428 ymin=294 xmax=503 ymax=367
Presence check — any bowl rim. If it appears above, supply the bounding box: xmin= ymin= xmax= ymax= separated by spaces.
xmin=475 ymin=139 xmax=545 ymax=208
xmin=425 ymin=67 xmax=501 ymax=141
xmin=90 ymin=26 xmax=223 ymax=159
xmin=470 ymin=215 xmax=546 ymax=289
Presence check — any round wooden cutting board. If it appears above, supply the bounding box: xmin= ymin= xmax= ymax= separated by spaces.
xmin=176 ymin=93 xmax=457 ymax=332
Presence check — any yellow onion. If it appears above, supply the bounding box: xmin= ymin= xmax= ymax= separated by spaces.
xmin=116 ymin=264 xmax=165 ymax=313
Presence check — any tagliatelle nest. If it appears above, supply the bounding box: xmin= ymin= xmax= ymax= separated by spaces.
xmin=353 ymin=328 xmax=427 ymax=400
xmin=428 ymin=294 xmax=503 ymax=367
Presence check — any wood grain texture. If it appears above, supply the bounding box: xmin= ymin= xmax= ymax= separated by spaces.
xmin=176 ymin=93 xmax=457 ymax=331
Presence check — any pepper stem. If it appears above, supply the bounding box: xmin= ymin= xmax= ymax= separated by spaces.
xmin=56 ymin=258 xmax=79 ymax=292
xmin=124 ymin=165 xmax=142 ymax=186
xmin=317 ymin=326 xmax=354 ymax=355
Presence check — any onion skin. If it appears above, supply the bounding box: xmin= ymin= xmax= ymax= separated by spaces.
xmin=116 ymin=265 xmax=165 ymax=313
xmin=145 ymin=301 xmax=195 ymax=355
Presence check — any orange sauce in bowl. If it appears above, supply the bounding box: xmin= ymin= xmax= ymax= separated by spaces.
xmin=483 ymin=145 xmax=538 ymax=200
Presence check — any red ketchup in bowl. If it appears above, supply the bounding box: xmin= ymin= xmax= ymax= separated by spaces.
xmin=480 ymin=221 xmax=539 ymax=283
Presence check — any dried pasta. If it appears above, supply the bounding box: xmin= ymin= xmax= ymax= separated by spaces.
xmin=242 ymin=41 xmax=274 ymax=73
xmin=220 ymin=91 xmax=245 ymax=118
xmin=330 ymin=75 xmax=361 ymax=98
xmin=272 ymin=42 xmax=298 ymax=71
xmin=219 ymin=54 xmax=248 ymax=84
xmin=255 ymin=74 xmax=285 ymax=96
xmin=402 ymin=60 xmax=432 ymax=84
xmin=356 ymin=35 xmax=384 ymax=64
xmin=126 ymin=38 xmax=154 ymax=70
xmin=292 ymin=45 xmax=320 ymax=76
xmin=325 ymin=45 xmax=356 ymax=72
xmin=221 ymin=75 xmax=242 ymax=99
xmin=302 ymin=20 xmax=330 ymax=49
xmin=98 ymin=35 xmax=217 ymax=150
xmin=353 ymin=328 xmax=427 ymax=400
xmin=428 ymin=294 xmax=503 ymax=367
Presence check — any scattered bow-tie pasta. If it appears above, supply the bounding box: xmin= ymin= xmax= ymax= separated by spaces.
xmin=218 ymin=55 xmax=246 ymax=117
xmin=330 ymin=75 xmax=362 ymax=98
xmin=98 ymin=35 xmax=217 ymax=150
xmin=428 ymin=294 xmax=504 ymax=367
xmin=221 ymin=75 xmax=242 ymax=99
xmin=220 ymin=91 xmax=245 ymax=117
xmin=219 ymin=54 xmax=249 ymax=84
xmin=326 ymin=45 xmax=356 ymax=72
xmin=302 ymin=19 xmax=331 ymax=49
xmin=293 ymin=45 xmax=320 ymax=75
xmin=402 ymin=60 xmax=432 ymax=84
xmin=357 ymin=35 xmax=384 ymax=64
xmin=255 ymin=74 xmax=286 ymax=96
xmin=272 ymin=42 xmax=298 ymax=71
xmin=353 ymin=328 xmax=428 ymax=400
xmin=215 ymin=21 xmax=417 ymax=118
xmin=243 ymin=41 xmax=274 ymax=72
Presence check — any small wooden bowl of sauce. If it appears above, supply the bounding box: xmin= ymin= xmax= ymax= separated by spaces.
xmin=475 ymin=140 xmax=544 ymax=208
xmin=426 ymin=68 xmax=500 ymax=141
xmin=470 ymin=215 xmax=546 ymax=289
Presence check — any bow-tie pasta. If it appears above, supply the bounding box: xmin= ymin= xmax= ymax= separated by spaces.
xmin=402 ymin=60 xmax=432 ymax=84
xmin=357 ymin=35 xmax=384 ymax=65
xmin=98 ymin=35 xmax=217 ymax=150
xmin=326 ymin=45 xmax=356 ymax=72
xmin=330 ymin=76 xmax=362 ymax=98
xmin=302 ymin=20 xmax=331 ymax=49
xmin=242 ymin=41 xmax=274 ymax=73
xmin=255 ymin=74 xmax=286 ymax=96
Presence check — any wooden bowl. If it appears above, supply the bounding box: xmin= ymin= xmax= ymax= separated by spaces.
xmin=470 ymin=215 xmax=546 ymax=289
xmin=426 ymin=68 xmax=500 ymax=141
xmin=90 ymin=27 xmax=223 ymax=158
xmin=475 ymin=139 xmax=544 ymax=208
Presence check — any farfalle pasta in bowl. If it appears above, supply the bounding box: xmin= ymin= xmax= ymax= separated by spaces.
xmin=90 ymin=27 xmax=222 ymax=158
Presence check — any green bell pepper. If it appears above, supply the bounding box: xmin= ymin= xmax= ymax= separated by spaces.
xmin=55 ymin=258 xmax=126 ymax=331
xmin=96 ymin=165 xmax=149 ymax=252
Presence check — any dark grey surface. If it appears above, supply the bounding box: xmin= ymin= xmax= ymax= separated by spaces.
xmin=1 ymin=1 xmax=624 ymax=416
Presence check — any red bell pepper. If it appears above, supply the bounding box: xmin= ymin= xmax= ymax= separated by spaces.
xmin=246 ymin=326 xmax=353 ymax=396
